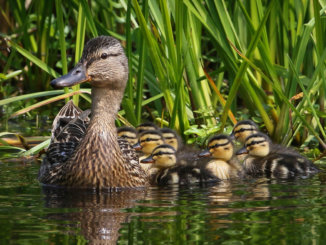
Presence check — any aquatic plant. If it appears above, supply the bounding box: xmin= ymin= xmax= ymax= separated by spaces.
xmin=0 ymin=0 xmax=325 ymax=159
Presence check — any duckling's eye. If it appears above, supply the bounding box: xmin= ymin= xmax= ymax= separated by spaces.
xmin=224 ymin=147 xmax=229 ymax=150
xmin=209 ymin=144 xmax=218 ymax=149
xmin=101 ymin=53 xmax=108 ymax=59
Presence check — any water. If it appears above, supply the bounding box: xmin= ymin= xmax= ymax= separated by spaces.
xmin=0 ymin=160 xmax=325 ymax=244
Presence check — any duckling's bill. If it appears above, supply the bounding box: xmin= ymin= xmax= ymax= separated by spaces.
xmin=140 ymin=156 xmax=155 ymax=163
xmin=199 ymin=150 xmax=212 ymax=158
xmin=236 ymin=147 xmax=248 ymax=155
xmin=51 ymin=63 xmax=91 ymax=88
xmin=133 ymin=142 xmax=142 ymax=151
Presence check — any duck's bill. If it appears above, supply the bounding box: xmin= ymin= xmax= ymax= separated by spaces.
xmin=50 ymin=63 xmax=91 ymax=88
xmin=132 ymin=142 xmax=142 ymax=151
xmin=140 ymin=156 xmax=154 ymax=164
xmin=229 ymin=132 xmax=236 ymax=141
xmin=236 ymin=147 xmax=248 ymax=155
xmin=198 ymin=150 xmax=211 ymax=158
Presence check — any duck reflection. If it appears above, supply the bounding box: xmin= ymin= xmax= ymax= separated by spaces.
xmin=41 ymin=187 xmax=146 ymax=244
xmin=208 ymin=178 xmax=272 ymax=215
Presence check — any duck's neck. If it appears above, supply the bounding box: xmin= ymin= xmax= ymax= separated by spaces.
xmin=67 ymin=86 xmax=145 ymax=188
xmin=90 ymin=87 xmax=123 ymax=127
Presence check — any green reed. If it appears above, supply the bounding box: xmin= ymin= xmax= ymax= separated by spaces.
xmin=0 ymin=0 xmax=326 ymax=158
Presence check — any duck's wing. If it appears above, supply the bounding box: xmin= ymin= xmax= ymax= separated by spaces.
xmin=39 ymin=102 xmax=90 ymax=178
xmin=52 ymin=109 xmax=91 ymax=144
xmin=118 ymin=138 xmax=140 ymax=167
xmin=51 ymin=100 xmax=85 ymax=141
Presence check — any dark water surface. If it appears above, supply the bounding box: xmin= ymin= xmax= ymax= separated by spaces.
xmin=0 ymin=160 xmax=326 ymax=244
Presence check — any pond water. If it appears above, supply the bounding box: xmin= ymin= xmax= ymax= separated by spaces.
xmin=0 ymin=160 xmax=325 ymax=244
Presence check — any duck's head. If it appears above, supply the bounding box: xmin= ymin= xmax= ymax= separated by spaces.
xmin=117 ymin=126 xmax=138 ymax=146
xmin=133 ymin=130 xmax=165 ymax=154
xmin=140 ymin=144 xmax=177 ymax=169
xmin=159 ymin=128 xmax=181 ymax=151
xmin=136 ymin=122 xmax=159 ymax=134
xmin=199 ymin=134 xmax=234 ymax=161
xmin=231 ymin=120 xmax=259 ymax=143
xmin=51 ymin=36 xmax=128 ymax=90
xmin=237 ymin=132 xmax=270 ymax=157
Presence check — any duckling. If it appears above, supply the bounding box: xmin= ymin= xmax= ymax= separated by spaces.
xmin=136 ymin=122 xmax=159 ymax=134
xmin=117 ymin=126 xmax=138 ymax=146
xmin=133 ymin=130 xmax=165 ymax=172
xmin=160 ymin=127 xmax=202 ymax=160
xmin=237 ymin=132 xmax=319 ymax=178
xmin=39 ymin=36 xmax=148 ymax=189
xmin=159 ymin=128 xmax=182 ymax=151
xmin=141 ymin=144 xmax=220 ymax=185
xmin=199 ymin=135 xmax=243 ymax=180
xmin=231 ymin=120 xmax=259 ymax=144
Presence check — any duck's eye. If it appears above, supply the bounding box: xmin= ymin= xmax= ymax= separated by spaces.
xmin=224 ymin=147 xmax=229 ymax=150
xmin=101 ymin=53 xmax=108 ymax=59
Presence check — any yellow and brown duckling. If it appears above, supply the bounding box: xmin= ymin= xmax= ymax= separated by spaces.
xmin=231 ymin=120 xmax=259 ymax=144
xmin=133 ymin=130 xmax=166 ymax=172
xmin=134 ymin=130 xmax=165 ymax=155
xmin=39 ymin=36 xmax=148 ymax=189
xmin=199 ymin=135 xmax=243 ymax=180
xmin=136 ymin=122 xmax=159 ymax=134
xmin=117 ymin=126 xmax=138 ymax=146
xmin=159 ymin=128 xmax=182 ymax=151
xmin=237 ymin=132 xmax=320 ymax=178
xmin=141 ymin=144 xmax=220 ymax=185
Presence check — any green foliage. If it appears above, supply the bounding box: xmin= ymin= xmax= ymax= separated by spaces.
xmin=1 ymin=0 xmax=326 ymax=157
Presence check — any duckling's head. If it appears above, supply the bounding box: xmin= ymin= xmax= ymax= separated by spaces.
xmin=134 ymin=130 xmax=165 ymax=155
xmin=160 ymin=128 xmax=181 ymax=151
xmin=238 ymin=132 xmax=271 ymax=157
xmin=117 ymin=126 xmax=138 ymax=146
xmin=231 ymin=120 xmax=259 ymax=143
xmin=141 ymin=144 xmax=177 ymax=169
xmin=136 ymin=122 xmax=159 ymax=134
xmin=51 ymin=36 xmax=128 ymax=90
xmin=199 ymin=135 xmax=234 ymax=161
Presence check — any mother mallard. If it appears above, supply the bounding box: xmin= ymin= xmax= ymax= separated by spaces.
xmin=39 ymin=36 xmax=148 ymax=189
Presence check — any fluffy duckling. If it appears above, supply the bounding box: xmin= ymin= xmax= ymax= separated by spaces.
xmin=159 ymin=128 xmax=182 ymax=151
xmin=136 ymin=122 xmax=159 ymax=134
xmin=160 ymin=128 xmax=202 ymax=161
xmin=231 ymin=120 xmax=259 ymax=144
xmin=134 ymin=130 xmax=165 ymax=155
xmin=141 ymin=144 xmax=220 ymax=185
xmin=199 ymin=135 xmax=243 ymax=180
xmin=117 ymin=126 xmax=138 ymax=146
xmin=238 ymin=132 xmax=319 ymax=178
xmin=133 ymin=130 xmax=165 ymax=172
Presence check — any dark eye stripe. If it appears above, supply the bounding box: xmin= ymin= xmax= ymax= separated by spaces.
xmin=234 ymin=128 xmax=255 ymax=134
xmin=208 ymin=141 xmax=230 ymax=149
xmin=164 ymin=137 xmax=175 ymax=140
xmin=246 ymin=139 xmax=266 ymax=147
xmin=120 ymin=135 xmax=136 ymax=139
xmin=140 ymin=138 xmax=160 ymax=143
xmin=109 ymin=52 xmax=121 ymax=57
xmin=153 ymin=151 xmax=174 ymax=156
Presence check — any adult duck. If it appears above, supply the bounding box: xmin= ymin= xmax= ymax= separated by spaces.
xmin=39 ymin=36 xmax=148 ymax=189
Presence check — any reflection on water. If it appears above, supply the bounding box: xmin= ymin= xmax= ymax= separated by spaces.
xmin=0 ymin=161 xmax=326 ymax=244
xmin=42 ymin=187 xmax=146 ymax=244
